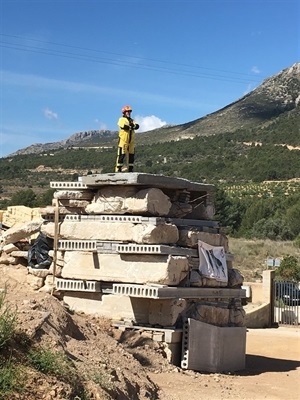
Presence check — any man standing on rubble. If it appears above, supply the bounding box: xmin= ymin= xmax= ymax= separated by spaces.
xmin=115 ymin=105 xmax=139 ymax=172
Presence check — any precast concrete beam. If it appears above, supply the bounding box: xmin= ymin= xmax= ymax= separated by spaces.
xmin=181 ymin=319 xmax=246 ymax=372
xmin=57 ymin=239 xmax=198 ymax=256
xmin=112 ymin=284 xmax=246 ymax=299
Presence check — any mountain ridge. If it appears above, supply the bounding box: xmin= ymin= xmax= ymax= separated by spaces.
xmin=7 ymin=62 xmax=300 ymax=157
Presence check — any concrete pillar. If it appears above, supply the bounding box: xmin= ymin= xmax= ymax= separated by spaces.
xmin=262 ymin=269 xmax=275 ymax=327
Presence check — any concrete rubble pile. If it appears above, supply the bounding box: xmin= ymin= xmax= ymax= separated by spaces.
xmin=0 ymin=173 xmax=246 ymax=372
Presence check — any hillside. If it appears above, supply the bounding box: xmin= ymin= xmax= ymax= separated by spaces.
xmin=138 ymin=62 xmax=300 ymax=144
xmin=7 ymin=62 xmax=300 ymax=156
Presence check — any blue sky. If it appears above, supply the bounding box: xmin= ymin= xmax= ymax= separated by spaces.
xmin=0 ymin=0 xmax=299 ymax=158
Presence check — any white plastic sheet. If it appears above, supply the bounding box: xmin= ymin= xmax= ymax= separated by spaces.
xmin=198 ymin=240 xmax=228 ymax=283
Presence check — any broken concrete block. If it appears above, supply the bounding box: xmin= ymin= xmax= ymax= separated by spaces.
xmin=177 ymin=230 xmax=229 ymax=251
xmin=0 ymin=219 xmax=44 ymax=247
xmin=61 ymin=252 xmax=189 ymax=285
xmin=2 ymin=206 xmax=41 ymax=228
xmin=2 ymin=243 xmax=19 ymax=254
xmin=149 ymin=299 xmax=187 ymax=326
xmin=53 ymin=199 xmax=90 ymax=208
xmin=228 ymin=268 xmax=244 ymax=287
xmin=185 ymin=304 xmax=230 ymax=327
xmin=53 ymin=190 xmax=94 ymax=200
xmin=27 ymin=274 xmax=45 ymax=290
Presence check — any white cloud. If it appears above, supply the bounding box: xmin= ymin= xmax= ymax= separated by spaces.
xmin=43 ymin=107 xmax=58 ymax=120
xmin=95 ymin=119 xmax=108 ymax=130
xmin=251 ymin=66 xmax=261 ymax=74
xmin=134 ymin=115 xmax=167 ymax=132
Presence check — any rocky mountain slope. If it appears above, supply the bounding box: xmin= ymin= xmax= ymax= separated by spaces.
xmin=9 ymin=63 xmax=300 ymax=156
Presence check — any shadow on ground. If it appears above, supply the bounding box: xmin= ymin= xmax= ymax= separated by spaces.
xmin=240 ymin=355 xmax=300 ymax=375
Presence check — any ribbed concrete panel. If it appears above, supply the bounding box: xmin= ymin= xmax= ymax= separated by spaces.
xmin=58 ymin=240 xmax=98 ymax=251
xmin=113 ymin=284 xmax=162 ymax=298
xmin=57 ymin=240 xmax=197 ymax=256
xmin=55 ymin=278 xmax=101 ymax=292
xmin=112 ymin=284 xmax=246 ymax=299
xmin=181 ymin=319 xmax=246 ymax=372
xmin=50 ymin=182 xmax=88 ymax=189
xmin=41 ymin=213 xmax=219 ymax=230
xmin=42 ymin=214 xmax=65 ymax=222
xmin=115 ymin=244 xmax=198 ymax=256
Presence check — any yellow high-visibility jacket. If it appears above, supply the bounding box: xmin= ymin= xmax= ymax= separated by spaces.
xmin=117 ymin=116 xmax=138 ymax=153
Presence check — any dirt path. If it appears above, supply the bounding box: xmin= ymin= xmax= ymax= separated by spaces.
xmin=150 ymin=327 xmax=300 ymax=400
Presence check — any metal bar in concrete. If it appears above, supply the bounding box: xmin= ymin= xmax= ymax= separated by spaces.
xmin=167 ymin=218 xmax=219 ymax=228
xmin=112 ymin=284 xmax=246 ymax=299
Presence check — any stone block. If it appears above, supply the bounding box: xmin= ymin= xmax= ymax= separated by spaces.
xmin=85 ymin=187 xmax=171 ymax=216
xmin=61 ymin=251 xmax=189 ymax=285
xmin=63 ymin=292 xmax=151 ymax=324
xmin=41 ymin=220 xmax=179 ymax=244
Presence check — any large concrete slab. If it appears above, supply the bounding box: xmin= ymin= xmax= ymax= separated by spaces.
xmin=61 ymin=252 xmax=189 ymax=285
xmin=78 ymin=172 xmax=215 ymax=193
xmin=181 ymin=319 xmax=246 ymax=372
xmin=41 ymin=220 xmax=179 ymax=244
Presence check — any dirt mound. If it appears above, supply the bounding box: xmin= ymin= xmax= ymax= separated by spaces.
xmin=0 ymin=263 xmax=172 ymax=399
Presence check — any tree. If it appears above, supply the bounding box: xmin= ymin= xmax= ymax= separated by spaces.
xmin=276 ymin=255 xmax=300 ymax=282
xmin=9 ymin=189 xmax=37 ymax=207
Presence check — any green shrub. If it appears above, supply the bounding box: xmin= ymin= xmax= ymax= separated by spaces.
xmin=276 ymin=255 xmax=300 ymax=281
xmin=0 ymin=290 xmax=17 ymax=350
xmin=28 ymin=348 xmax=72 ymax=378
xmin=0 ymin=359 xmax=25 ymax=396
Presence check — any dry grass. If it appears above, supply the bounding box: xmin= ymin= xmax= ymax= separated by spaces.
xmin=228 ymin=237 xmax=298 ymax=281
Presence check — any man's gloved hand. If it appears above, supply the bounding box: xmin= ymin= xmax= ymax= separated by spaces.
xmin=123 ymin=144 xmax=129 ymax=153
xmin=134 ymin=123 xmax=139 ymax=130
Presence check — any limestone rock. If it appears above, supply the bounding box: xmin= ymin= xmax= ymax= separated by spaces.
xmin=178 ymin=230 xmax=229 ymax=251
xmin=0 ymin=219 xmax=44 ymax=247
xmin=186 ymin=304 xmax=230 ymax=327
xmin=85 ymin=187 xmax=171 ymax=216
xmin=53 ymin=190 xmax=94 ymax=200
